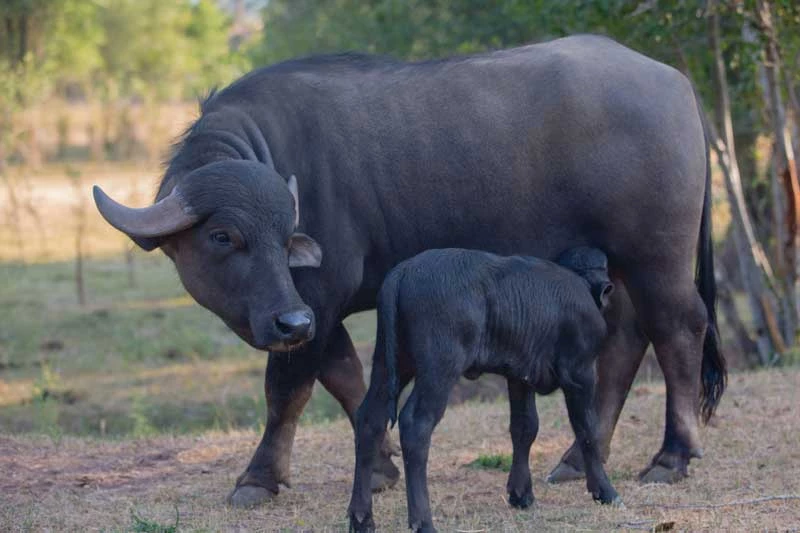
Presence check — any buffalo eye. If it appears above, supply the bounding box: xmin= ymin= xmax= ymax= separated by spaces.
xmin=210 ymin=231 xmax=232 ymax=246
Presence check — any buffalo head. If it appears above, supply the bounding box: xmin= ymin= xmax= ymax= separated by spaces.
xmin=93 ymin=160 xmax=322 ymax=351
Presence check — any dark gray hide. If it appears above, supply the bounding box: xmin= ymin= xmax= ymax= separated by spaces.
xmin=93 ymin=34 xmax=724 ymax=506
xmin=349 ymin=247 xmax=619 ymax=533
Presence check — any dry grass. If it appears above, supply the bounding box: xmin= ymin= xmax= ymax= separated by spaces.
xmin=1 ymin=368 xmax=798 ymax=532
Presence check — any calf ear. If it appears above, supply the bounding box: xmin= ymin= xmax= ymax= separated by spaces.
xmin=593 ymin=281 xmax=614 ymax=310
xmin=289 ymin=233 xmax=322 ymax=268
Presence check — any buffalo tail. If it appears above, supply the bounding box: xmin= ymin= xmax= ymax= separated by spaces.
xmin=694 ymin=91 xmax=727 ymax=423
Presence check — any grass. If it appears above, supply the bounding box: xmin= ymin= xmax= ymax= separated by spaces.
xmin=129 ymin=507 xmax=180 ymax=533
xmin=467 ymin=453 xmax=514 ymax=473
xmin=0 ymin=369 xmax=798 ymax=531
xmin=0 ymin=253 xmax=378 ymax=436
xmin=1 ymin=163 xmax=799 ymax=530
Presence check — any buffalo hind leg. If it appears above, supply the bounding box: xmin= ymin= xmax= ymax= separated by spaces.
xmin=401 ymin=375 xmax=456 ymax=533
xmin=630 ymin=273 xmax=707 ymax=483
xmin=506 ymin=377 xmax=538 ymax=509
xmin=319 ymin=324 xmax=400 ymax=492
xmin=228 ymin=351 xmax=317 ymax=507
xmin=549 ymin=282 xmax=649 ymax=483
xmin=562 ymin=365 xmax=621 ymax=505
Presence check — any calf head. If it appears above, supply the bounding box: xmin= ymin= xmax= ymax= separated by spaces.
xmin=93 ymin=160 xmax=322 ymax=351
xmin=556 ymin=247 xmax=614 ymax=311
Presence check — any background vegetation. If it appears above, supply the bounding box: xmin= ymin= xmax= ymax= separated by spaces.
xmin=2 ymin=0 xmax=800 ymax=439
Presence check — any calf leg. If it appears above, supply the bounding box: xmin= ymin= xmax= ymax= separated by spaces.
xmin=506 ymin=378 xmax=538 ymax=509
xmin=400 ymin=377 xmax=454 ymax=533
xmin=348 ymin=378 xmax=392 ymax=532
xmin=549 ymin=282 xmax=649 ymax=483
xmin=562 ymin=365 xmax=620 ymax=505
xmin=319 ymin=324 xmax=400 ymax=491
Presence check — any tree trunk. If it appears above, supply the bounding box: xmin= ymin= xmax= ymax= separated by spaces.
xmin=717 ymin=241 xmax=762 ymax=367
xmin=754 ymin=0 xmax=800 ymax=349
xmin=708 ymin=0 xmax=778 ymax=365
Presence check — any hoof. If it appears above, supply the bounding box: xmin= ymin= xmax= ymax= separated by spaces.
xmin=592 ymin=489 xmax=621 ymax=506
xmin=410 ymin=521 xmax=437 ymax=533
xmin=227 ymin=485 xmax=276 ymax=508
xmin=638 ymin=462 xmax=687 ymax=484
xmin=508 ymin=489 xmax=534 ymax=509
xmin=546 ymin=460 xmax=585 ymax=484
xmin=371 ymin=458 xmax=400 ymax=492
xmin=349 ymin=513 xmax=376 ymax=533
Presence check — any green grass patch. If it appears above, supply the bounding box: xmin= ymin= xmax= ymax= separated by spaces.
xmin=466 ymin=453 xmax=513 ymax=472
xmin=129 ymin=507 xmax=179 ymax=533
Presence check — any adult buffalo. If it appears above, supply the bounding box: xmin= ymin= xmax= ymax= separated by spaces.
xmin=94 ymin=34 xmax=725 ymax=507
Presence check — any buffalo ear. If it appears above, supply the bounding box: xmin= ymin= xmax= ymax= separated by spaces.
xmin=593 ymin=281 xmax=614 ymax=311
xmin=288 ymin=233 xmax=322 ymax=268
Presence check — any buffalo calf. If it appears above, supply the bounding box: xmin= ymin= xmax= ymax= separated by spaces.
xmin=348 ymin=247 xmax=621 ymax=533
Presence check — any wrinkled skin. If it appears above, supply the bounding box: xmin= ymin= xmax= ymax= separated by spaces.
xmin=93 ymin=35 xmax=725 ymax=508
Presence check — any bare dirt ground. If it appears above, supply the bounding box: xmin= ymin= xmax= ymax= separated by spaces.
xmin=1 ymin=368 xmax=799 ymax=532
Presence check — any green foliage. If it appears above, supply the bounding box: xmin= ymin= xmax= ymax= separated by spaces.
xmin=249 ymin=1 xmax=797 ymax=127
xmin=466 ymin=453 xmax=513 ymax=472
xmin=0 ymin=0 xmax=251 ymax=106
xmin=129 ymin=507 xmax=179 ymax=533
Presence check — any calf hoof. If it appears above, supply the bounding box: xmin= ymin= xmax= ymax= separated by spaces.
xmin=409 ymin=521 xmax=437 ymax=533
xmin=508 ymin=488 xmax=534 ymax=509
xmin=349 ymin=512 xmax=376 ymax=533
xmin=591 ymin=488 xmax=621 ymax=506
xmin=227 ymin=485 xmax=277 ymax=508
xmin=546 ymin=460 xmax=585 ymax=484
xmin=371 ymin=457 xmax=400 ymax=492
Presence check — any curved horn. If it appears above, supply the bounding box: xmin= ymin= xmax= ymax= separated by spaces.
xmin=287 ymin=175 xmax=299 ymax=228
xmin=93 ymin=185 xmax=199 ymax=238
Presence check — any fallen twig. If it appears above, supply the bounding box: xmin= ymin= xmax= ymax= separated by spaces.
xmin=636 ymin=494 xmax=800 ymax=510
xmin=617 ymin=521 xmax=675 ymax=532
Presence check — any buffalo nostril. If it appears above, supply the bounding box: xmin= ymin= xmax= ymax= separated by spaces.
xmin=275 ymin=311 xmax=312 ymax=338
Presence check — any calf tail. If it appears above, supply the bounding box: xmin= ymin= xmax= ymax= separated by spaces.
xmin=378 ymin=269 xmax=404 ymax=428
xmin=694 ymin=92 xmax=727 ymax=423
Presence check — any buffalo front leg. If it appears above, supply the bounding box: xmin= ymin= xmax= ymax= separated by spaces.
xmin=506 ymin=378 xmax=538 ymax=509
xmin=318 ymin=324 xmax=400 ymax=492
xmin=228 ymin=351 xmax=317 ymax=508
xmin=548 ymin=281 xmax=649 ymax=483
